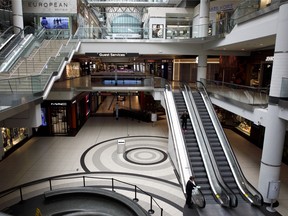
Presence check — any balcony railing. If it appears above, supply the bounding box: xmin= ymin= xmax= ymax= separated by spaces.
xmin=74 ymin=20 xmax=227 ymax=40
xmin=0 ymin=172 xmax=163 ymax=216
xmin=202 ymin=79 xmax=269 ymax=106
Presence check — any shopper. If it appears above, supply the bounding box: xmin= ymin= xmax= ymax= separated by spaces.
xmin=185 ymin=176 xmax=196 ymax=208
xmin=181 ymin=110 xmax=189 ymax=131
xmin=115 ymin=102 xmax=119 ymax=120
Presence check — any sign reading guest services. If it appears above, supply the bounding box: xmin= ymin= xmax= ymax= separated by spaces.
xmin=87 ymin=53 xmax=139 ymax=57
xmin=23 ymin=0 xmax=77 ymax=14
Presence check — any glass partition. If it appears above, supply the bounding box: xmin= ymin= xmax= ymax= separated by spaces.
xmin=202 ymin=79 xmax=269 ymax=106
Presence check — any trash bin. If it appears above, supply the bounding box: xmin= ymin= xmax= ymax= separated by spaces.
xmin=117 ymin=139 xmax=126 ymax=154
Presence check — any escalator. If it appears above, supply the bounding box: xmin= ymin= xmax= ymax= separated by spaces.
xmin=192 ymin=91 xmax=246 ymax=203
xmin=173 ymin=91 xmax=216 ymax=204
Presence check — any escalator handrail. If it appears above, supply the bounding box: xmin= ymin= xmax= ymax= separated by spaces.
xmin=163 ymin=85 xmax=192 ymax=193
xmin=182 ymin=84 xmax=234 ymax=207
xmin=196 ymin=81 xmax=263 ymax=206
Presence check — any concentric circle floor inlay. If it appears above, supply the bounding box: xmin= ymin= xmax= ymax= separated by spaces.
xmin=123 ymin=147 xmax=168 ymax=165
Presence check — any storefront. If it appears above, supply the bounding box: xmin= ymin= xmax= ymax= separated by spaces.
xmin=39 ymin=92 xmax=90 ymax=136
xmin=1 ymin=127 xmax=29 ymax=158
xmin=214 ymin=106 xmax=265 ymax=148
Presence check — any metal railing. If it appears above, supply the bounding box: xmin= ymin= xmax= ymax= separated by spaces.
xmin=196 ymin=81 xmax=263 ymax=206
xmin=0 ymin=173 xmax=163 ymax=216
xmin=0 ymin=30 xmax=80 ymax=95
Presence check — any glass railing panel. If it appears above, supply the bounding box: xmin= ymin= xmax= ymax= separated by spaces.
xmin=74 ymin=21 xmax=227 ymax=41
xmin=196 ymin=82 xmax=263 ymax=206
xmin=202 ymin=79 xmax=269 ymax=106
xmin=280 ymin=77 xmax=288 ymax=99
xmin=231 ymin=0 xmax=280 ymax=25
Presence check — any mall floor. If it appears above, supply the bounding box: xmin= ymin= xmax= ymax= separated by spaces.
xmin=0 ymin=92 xmax=288 ymax=216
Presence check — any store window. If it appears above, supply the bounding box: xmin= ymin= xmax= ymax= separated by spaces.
xmin=51 ymin=106 xmax=68 ymax=135
xmin=2 ymin=128 xmax=28 ymax=153
xmin=111 ymin=14 xmax=141 ymax=38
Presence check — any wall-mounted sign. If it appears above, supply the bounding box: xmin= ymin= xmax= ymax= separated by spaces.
xmin=265 ymin=56 xmax=274 ymax=62
xmin=23 ymin=0 xmax=77 ymax=14
xmin=51 ymin=102 xmax=67 ymax=106
xmin=86 ymin=53 xmax=139 ymax=57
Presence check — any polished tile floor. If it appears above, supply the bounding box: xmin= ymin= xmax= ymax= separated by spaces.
xmin=0 ymin=95 xmax=287 ymax=215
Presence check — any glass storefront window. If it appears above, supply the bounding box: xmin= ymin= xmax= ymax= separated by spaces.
xmin=51 ymin=106 xmax=68 ymax=135
xmin=2 ymin=127 xmax=28 ymax=152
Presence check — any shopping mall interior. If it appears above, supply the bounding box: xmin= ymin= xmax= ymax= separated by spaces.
xmin=0 ymin=0 xmax=288 ymax=216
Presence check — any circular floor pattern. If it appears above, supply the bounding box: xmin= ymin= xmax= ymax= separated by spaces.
xmin=123 ymin=147 xmax=168 ymax=165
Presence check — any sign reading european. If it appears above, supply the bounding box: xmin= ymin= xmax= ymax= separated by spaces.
xmin=23 ymin=0 xmax=77 ymax=14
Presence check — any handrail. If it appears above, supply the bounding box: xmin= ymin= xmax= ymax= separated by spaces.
xmin=0 ymin=172 xmax=163 ymax=216
xmin=73 ymin=18 xmax=227 ymax=40
xmin=163 ymin=85 xmax=191 ymax=193
xmin=196 ymin=81 xmax=263 ymax=206
xmin=203 ymin=79 xmax=269 ymax=106
xmin=182 ymin=84 xmax=233 ymax=207
xmin=0 ymin=26 xmax=23 ymax=60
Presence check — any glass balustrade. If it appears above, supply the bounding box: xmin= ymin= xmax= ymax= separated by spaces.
xmin=202 ymin=78 xmax=269 ymax=106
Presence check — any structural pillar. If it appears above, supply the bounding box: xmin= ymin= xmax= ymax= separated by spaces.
xmin=197 ymin=54 xmax=207 ymax=84
xmin=199 ymin=0 xmax=210 ymax=37
xmin=258 ymin=0 xmax=288 ymax=204
xmin=12 ymin=0 xmax=24 ymax=33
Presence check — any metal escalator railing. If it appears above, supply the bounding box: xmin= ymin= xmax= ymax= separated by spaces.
xmin=0 ymin=27 xmax=47 ymax=73
xmin=189 ymin=89 xmax=238 ymax=208
xmin=0 ymin=26 xmax=26 ymax=60
xmin=163 ymin=85 xmax=191 ymax=193
xmin=173 ymin=90 xmax=212 ymax=207
xmin=196 ymin=81 xmax=263 ymax=206
xmin=182 ymin=85 xmax=234 ymax=207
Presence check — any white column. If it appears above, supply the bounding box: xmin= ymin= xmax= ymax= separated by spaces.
xmin=258 ymin=1 xmax=288 ymax=204
xmin=197 ymin=54 xmax=207 ymax=83
xmin=12 ymin=0 xmax=24 ymax=33
xmin=199 ymin=0 xmax=210 ymax=37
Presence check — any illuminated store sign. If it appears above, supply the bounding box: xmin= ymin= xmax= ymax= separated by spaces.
xmin=265 ymin=56 xmax=274 ymax=61
xmin=23 ymin=0 xmax=77 ymax=13
xmin=51 ymin=102 xmax=67 ymax=106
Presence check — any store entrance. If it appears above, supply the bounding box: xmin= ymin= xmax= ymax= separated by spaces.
xmin=92 ymin=92 xmax=141 ymax=117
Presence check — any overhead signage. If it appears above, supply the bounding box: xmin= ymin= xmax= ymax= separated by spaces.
xmin=87 ymin=53 xmax=139 ymax=57
xmin=23 ymin=0 xmax=77 ymax=14
xmin=51 ymin=102 xmax=67 ymax=106
xmin=265 ymin=56 xmax=274 ymax=61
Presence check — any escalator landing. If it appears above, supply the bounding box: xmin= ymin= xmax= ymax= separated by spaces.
xmin=183 ymin=203 xmax=282 ymax=216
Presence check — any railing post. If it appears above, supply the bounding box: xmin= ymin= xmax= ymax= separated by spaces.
xmin=83 ymin=176 xmax=86 ymax=187
xmin=160 ymin=208 xmax=163 ymax=216
xmin=49 ymin=179 xmax=52 ymax=191
xmin=19 ymin=187 xmax=23 ymax=202
xmin=133 ymin=185 xmax=138 ymax=202
xmin=148 ymin=196 xmax=154 ymax=214
xmin=112 ymin=178 xmax=115 ymax=192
